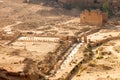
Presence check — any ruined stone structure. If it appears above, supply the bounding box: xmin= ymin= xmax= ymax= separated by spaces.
xmin=80 ymin=10 xmax=108 ymax=26
xmin=90 ymin=35 xmax=120 ymax=47
xmin=0 ymin=30 xmax=20 ymax=40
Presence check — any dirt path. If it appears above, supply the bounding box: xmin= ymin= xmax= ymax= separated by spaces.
xmin=49 ymin=43 xmax=84 ymax=80
xmin=2 ymin=21 xmax=22 ymax=34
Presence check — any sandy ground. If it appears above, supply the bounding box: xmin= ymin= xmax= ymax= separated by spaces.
xmin=72 ymin=34 xmax=120 ymax=80
xmin=0 ymin=0 xmax=120 ymax=80
xmin=87 ymin=27 xmax=120 ymax=42
xmin=11 ymin=41 xmax=59 ymax=55
xmin=0 ymin=0 xmax=92 ymax=37
xmin=0 ymin=0 xmax=81 ymax=69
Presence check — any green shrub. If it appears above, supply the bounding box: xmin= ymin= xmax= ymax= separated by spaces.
xmin=101 ymin=0 xmax=113 ymax=16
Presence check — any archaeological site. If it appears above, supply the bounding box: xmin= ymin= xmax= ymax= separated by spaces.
xmin=0 ymin=0 xmax=120 ymax=80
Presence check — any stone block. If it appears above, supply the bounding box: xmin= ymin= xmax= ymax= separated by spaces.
xmin=80 ymin=10 xmax=108 ymax=27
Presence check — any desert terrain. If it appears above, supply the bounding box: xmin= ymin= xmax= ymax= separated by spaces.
xmin=0 ymin=0 xmax=120 ymax=80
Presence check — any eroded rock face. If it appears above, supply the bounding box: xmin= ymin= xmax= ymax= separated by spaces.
xmin=0 ymin=56 xmax=39 ymax=80
xmin=0 ymin=46 xmax=39 ymax=80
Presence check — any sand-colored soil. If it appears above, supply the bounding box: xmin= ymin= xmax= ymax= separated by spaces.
xmin=72 ymin=39 xmax=120 ymax=80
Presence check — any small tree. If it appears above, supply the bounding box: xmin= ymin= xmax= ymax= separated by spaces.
xmin=102 ymin=0 xmax=112 ymax=16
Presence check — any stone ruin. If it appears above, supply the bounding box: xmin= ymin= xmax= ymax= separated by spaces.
xmin=80 ymin=10 xmax=108 ymax=27
xmin=0 ymin=29 xmax=21 ymax=40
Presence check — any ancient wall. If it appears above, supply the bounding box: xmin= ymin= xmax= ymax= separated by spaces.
xmin=90 ymin=36 xmax=120 ymax=47
xmin=80 ymin=10 xmax=102 ymax=26
xmin=80 ymin=10 xmax=108 ymax=26
xmin=0 ymin=31 xmax=20 ymax=40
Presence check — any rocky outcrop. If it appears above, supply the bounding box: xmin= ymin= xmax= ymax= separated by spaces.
xmin=0 ymin=54 xmax=39 ymax=80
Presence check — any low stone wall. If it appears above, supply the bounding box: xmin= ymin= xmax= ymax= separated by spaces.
xmin=64 ymin=44 xmax=87 ymax=80
xmin=79 ymin=28 xmax=101 ymax=37
xmin=0 ymin=30 xmax=20 ymax=40
xmin=78 ymin=27 xmax=101 ymax=43
xmin=90 ymin=36 xmax=120 ymax=47
xmin=5 ymin=32 xmax=21 ymax=45
xmin=53 ymin=43 xmax=77 ymax=73
xmin=20 ymin=31 xmax=78 ymax=43
xmin=17 ymin=36 xmax=60 ymax=43
xmin=21 ymin=31 xmax=58 ymax=38
xmin=48 ymin=43 xmax=87 ymax=80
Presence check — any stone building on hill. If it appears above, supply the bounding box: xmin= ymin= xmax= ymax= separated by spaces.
xmin=80 ymin=10 xmax=108 ymax=26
